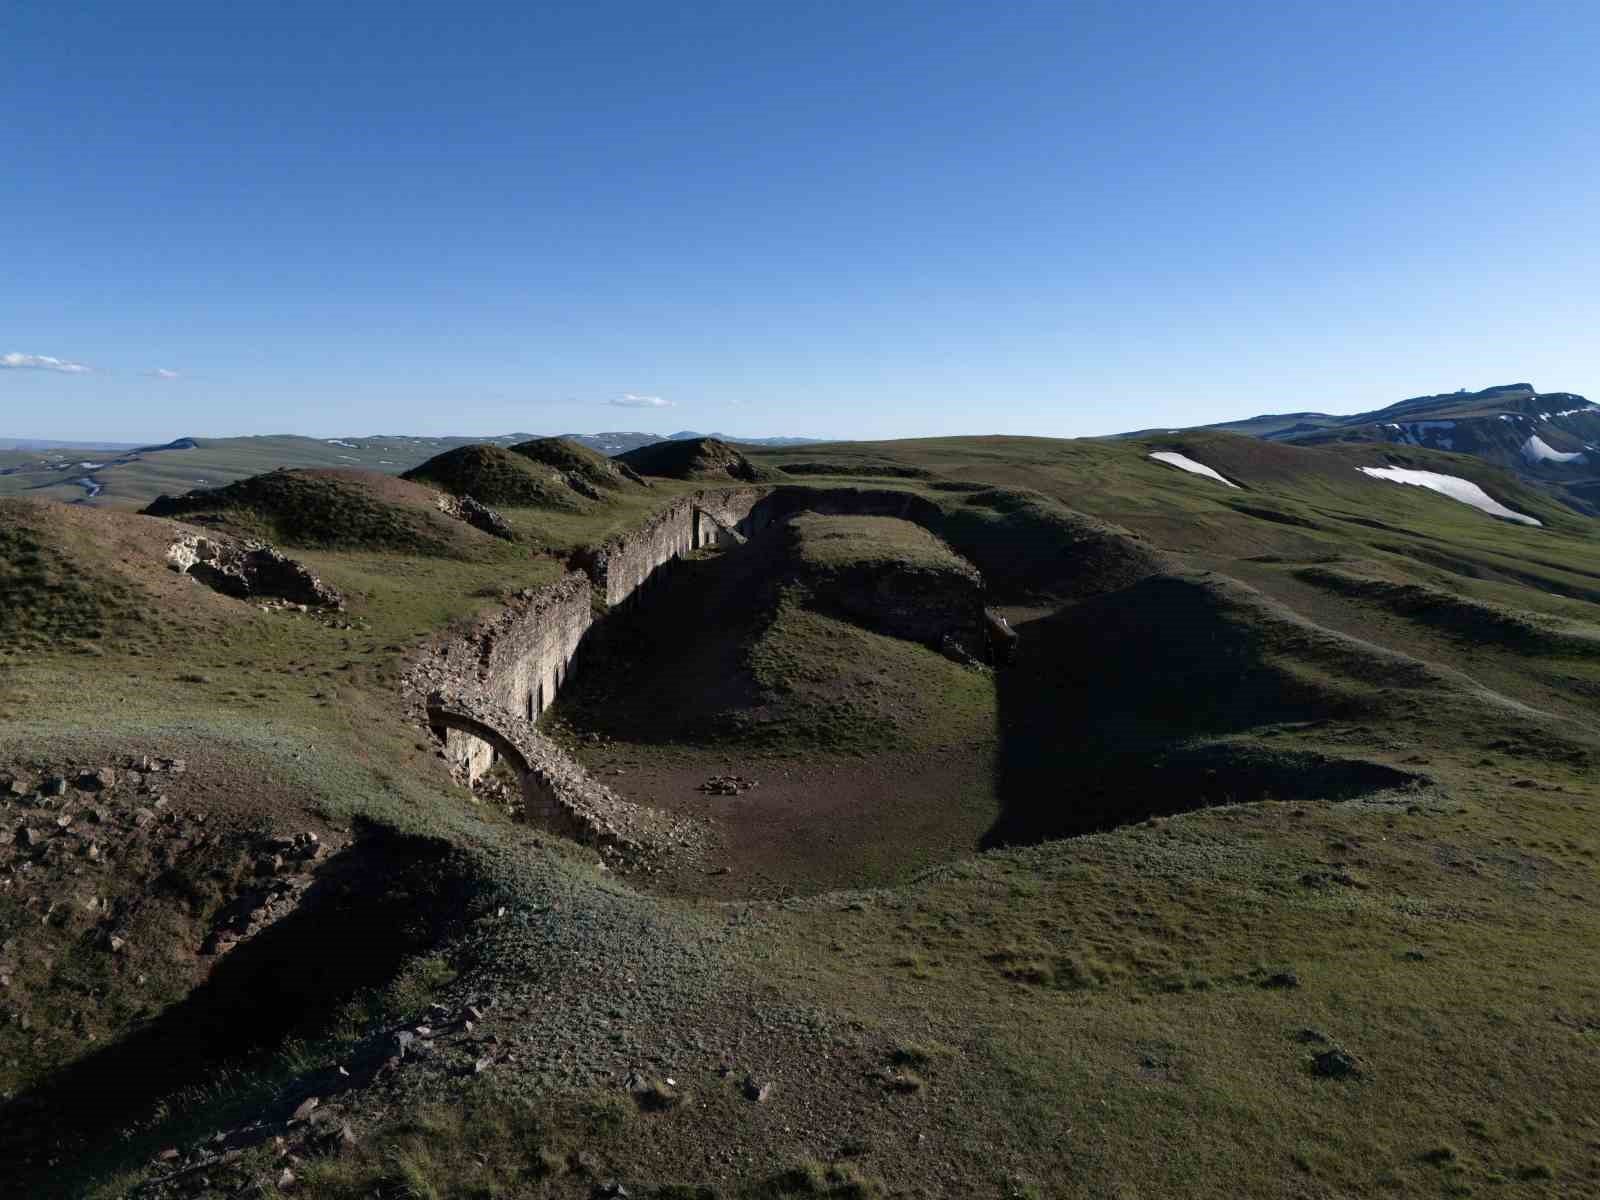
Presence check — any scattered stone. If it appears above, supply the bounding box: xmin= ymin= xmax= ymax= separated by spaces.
xmin=742 ymin=1075 xmax=774 ymax=1103
xmin=594 ymin=1181 xmax=631 ymax=1198
xmin=77 ymin=768 xmax=115 ymax=792
xmin=158 ymin=1148 xmax=180 ymax=1163
xmin=474 ymin=1055 xmax=495 ymax=1074
xmin=291 ymin=1096 xmax=320 ymax=1121
xmin=41 ymin=777 xmax=67 ymax=797
xmin=277 ymin=1167 xmax=296 ymax=1189
xmin=1310 ymin=1047 xmax=1362 ymax=1079
xmin=433 ymin=492 xmax=515 ymax=540
xmin=698 ymin=775 xmax=757 ymax=796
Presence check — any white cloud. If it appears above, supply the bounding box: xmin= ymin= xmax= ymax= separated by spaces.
xmin=150 ymin=367 xmax=180 ymax=379
xmin=608 ymin=393 xmax=674 ymax=408
xmin=2 ymin=352 xmax=91 ymax=374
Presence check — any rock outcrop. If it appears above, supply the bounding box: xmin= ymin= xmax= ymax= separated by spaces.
xmin=166 ymin=534 xmax=344 ymax=608
xmin=432 ymin=492 xmax=514 ymax=540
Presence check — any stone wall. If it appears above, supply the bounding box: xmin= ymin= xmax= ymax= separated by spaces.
xmin=582 ymin=487 xmax=766 ymax=606
xmin=421 ymin=574 xmax=594 ymax=779
xmin=413 ymin=486 xmax=769 ymax=782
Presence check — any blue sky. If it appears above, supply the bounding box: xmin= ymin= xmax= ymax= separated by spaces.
xmin=4 ymin=1 xmax=1598 ymax=441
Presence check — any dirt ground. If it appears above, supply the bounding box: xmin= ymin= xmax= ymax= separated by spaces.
xmin=574 ymin=740 xmax=1001 ymax=901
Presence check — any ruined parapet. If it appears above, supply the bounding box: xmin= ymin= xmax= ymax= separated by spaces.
xmin=580 ymin=486 xmax=767 ymax=606
xmin=404 ymin=573 xmax=594 ymax=779
xmin=424 ymin=689 xmax=701 ymax=864
xmin=166 ymin=533 xmax=344 ymax=608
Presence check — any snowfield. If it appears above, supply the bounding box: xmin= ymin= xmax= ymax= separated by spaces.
xmin=1148 ymin=451 xmax=1239 ymax=488
xmin=1520 ymin=435 xmax=1587 ymax=465
xmin=1357 ymin=466 xmax=1541 ymax=526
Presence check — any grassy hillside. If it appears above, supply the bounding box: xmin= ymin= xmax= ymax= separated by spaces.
xmin=2 ymin=430 xmax=1599 ymax=1199
xmin=616 ymin=436 xmax=781 ymax=482
xmin=403 ymin=443 xmax=592 ymax=510
xmin=142 ymin=468 xmax=505 ymax=558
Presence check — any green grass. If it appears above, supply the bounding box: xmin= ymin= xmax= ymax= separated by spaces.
xmin=509 ymin=436 xmax=642 ymax=490
xmin=738 ymin=596 xmax=995 ymax=755
xmin=0 ymin=511 xmax=148 ymax=650
xmin=6 ymin=428 xmax=1600 ymax=1199
xmin=141 ymin=469 xmax=482 ymax=556
xmin=618 ymin=436 xmax=781 ymax=482
xmin=403 ymin=442 xmax=592 ymax=509
xmin=788 ymin=513 xmax=975 ymax=574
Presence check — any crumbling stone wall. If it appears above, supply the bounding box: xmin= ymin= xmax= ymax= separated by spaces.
xmin=423 ymin=691 xmax=700 ymax=861
xmin=408 ymin=487 xmax=768 ymax=783
xmin=583 ymin=487 xmax=766 ymax=606
xmin=416 ymin=574 xmax=594 ymax=779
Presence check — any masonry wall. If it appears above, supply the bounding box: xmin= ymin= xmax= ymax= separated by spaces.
xmin=441 ymin=486 xmax=768 ymax=780
xmin=442 ymin=573 xmax=594 ymax=778
xmin=586 ymin=487 xmax=766 ymax=607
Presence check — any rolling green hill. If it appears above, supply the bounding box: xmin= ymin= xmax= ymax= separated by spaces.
xmin=3 ymin=431 xmax=1599 ymax=1199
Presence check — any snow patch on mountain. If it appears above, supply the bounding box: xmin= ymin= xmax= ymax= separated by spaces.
xmin=1149 ymin=452 xmax=1240 ymax=488
xmin=1357 ymin=466 xmax=1541 ymax=526
xmin=1521 ymin=436 xmax=1586 ymax=466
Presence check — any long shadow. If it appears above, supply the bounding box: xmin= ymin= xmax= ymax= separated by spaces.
xmin=0 ymin=823 xmax=473 ymax=1191
xmin=987 ymin=577 xmax=1422 ymax=847
xmin=561 ymin=534 xmax=791 ymax=744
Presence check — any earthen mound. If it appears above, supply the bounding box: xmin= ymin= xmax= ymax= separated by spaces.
xmin=509 ymin=437 xmax=650 ymax=493
xmin=143 ymin=468 xmax=494 ymax=557
xmin=615 ymin=437 xmax=779 ymax=482
xmin=403 ymin=443 xmax=588 ymax=510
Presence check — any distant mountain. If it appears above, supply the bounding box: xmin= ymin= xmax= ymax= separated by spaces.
xmin=665 ymin=430 xmax=824 ymax=447
xmin=0 ymin=428 xmax=826 ymax=509
xmin=1118 ymin=383 xmax=1600 ymax=514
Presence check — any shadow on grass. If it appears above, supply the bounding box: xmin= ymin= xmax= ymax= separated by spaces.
xmin=0 ymin=822 xmax=475 ymax=1195
xmin=986 ymin=575 xmax=1425 ymax=847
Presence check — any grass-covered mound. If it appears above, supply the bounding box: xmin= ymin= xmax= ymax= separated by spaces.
xmin=986 ymin=569 xmax=1516 ymax=844
xmin=786 ymin=514 xmax=986 ymax=652
xmin=789 ymin=512 xmax=972 ymax=574
xmin=1294 ymin=562 xmax=1600 ymax=657
xmin=549 ymin=528 xmax=994 ymax=756
xmin=143 ymin=468 xmax=493 ymax=557
xmin=755 ymin=483 xmax=1163 ymax=601
xmin=615 ymin=436 xmax=779 ymax=482
xmin=509 ymin=437 xmax=648 ymax=492
xmin=403 ymin=443 xmax=587 ymax=510
xmin=0 ymin=501 xmax=149 ymax=652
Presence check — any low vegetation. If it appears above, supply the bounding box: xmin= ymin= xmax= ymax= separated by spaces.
xmin=617 ymin=436 xmax=781 ymax=483
xmin=787 ymin=513 xmax=974 ymax=575
xmin=142 ymin=468 xmax=488 ymax=557
xmin=403 ymin=443 xmax=593 ymax=509
xmin=5 ymin=427 xmax=1600 ymax=1199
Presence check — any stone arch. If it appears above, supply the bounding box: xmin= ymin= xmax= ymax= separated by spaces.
xmin=426 ymin=704 xmax=533 ymax=779
xmin=424 ymin=695 xmax=561 ymax=824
